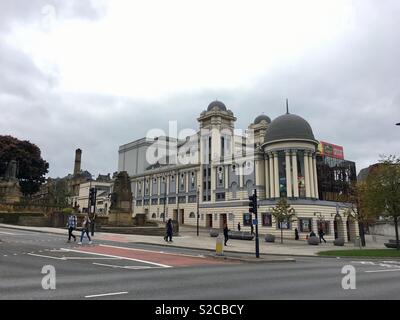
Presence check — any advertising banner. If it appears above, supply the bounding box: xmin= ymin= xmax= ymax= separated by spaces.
xmin=318 ymin=141 xmax=344 ymax=159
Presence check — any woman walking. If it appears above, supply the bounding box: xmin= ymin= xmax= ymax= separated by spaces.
xmin=78 ymin=215 xmax=92 ymax=245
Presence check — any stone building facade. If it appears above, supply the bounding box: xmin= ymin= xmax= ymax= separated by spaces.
xmin=124 ymin=100 xmax=359 ymax=242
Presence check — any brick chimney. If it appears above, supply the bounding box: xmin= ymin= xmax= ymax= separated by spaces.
xmin=73 ymin=148 xmax=82 ymax=175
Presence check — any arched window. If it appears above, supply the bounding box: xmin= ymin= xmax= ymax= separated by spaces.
xmin=246 ymin=180 xmax=254 ymax=196
xmin=231 ymin=182 xmax=238 ymax=199
xmin=151 ymin=213 xmax=156 ymax=219
xmin=160 ymin=213 xmax=164 ymax=219
xmin=189 ymin=212 xmax=195 ymax=218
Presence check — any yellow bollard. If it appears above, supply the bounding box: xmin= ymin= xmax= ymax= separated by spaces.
xmin=216 ymin=234 xmax=224 ymax=256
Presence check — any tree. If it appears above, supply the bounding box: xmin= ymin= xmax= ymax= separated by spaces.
xmin=271 ymin=198 xmax=297 ymax=243
xmin=0 ymin=135 xmax=49 ymax=196
xmin=364 ymin=155 xmax=400 ymax=250
xmin=340 ymin=181 xmax=374 ymax=247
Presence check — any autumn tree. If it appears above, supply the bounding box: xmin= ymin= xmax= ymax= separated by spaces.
xmin=364 ymin=155 xmax=400 ymax=250
xmin=271 ymin=198 xmax=297 ymax=243
xmin=0 ymin=135 xmax=49 ymax=196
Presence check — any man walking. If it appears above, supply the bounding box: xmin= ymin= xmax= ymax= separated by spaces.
xmin=223 ymin=224 xmax=230 ymax=246
xmin=318 ymin=228 xmax=327 ymax=243
xmin=165 ymin=219 xmax=173 ymax=242
xmin=237 ymin=222 xmax=241 ymax=231
xmin=66 ymin=213 xmax=77 ymax=243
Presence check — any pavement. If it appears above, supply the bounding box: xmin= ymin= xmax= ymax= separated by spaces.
xmin=0 ymin=223 xmax=389 ymax=258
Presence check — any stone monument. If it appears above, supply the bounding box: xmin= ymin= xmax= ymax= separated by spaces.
xmin=0 ymin=160 xmax=22 ymax=203
xmin=108 ymin=171 xmax=133 ymax=226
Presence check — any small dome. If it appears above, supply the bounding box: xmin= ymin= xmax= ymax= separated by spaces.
xmin=207 ymin=100 xmax=227 ymax=112
xmin=265 ymin=113 xmax=316 ymax=144
xmin=254 ymin=114 xmax=271 ymax=124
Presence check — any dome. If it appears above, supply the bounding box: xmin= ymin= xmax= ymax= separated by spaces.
xmin=207 ymin=100 xmax=227 ymax=112
xmin=254 ymin=114 xmax=271 ymax=124
xmin=264 ymin=113 xmax=316 ymax=144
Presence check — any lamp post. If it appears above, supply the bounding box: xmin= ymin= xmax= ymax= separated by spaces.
xmin=163 ymin=177 xmax=166 ymax=223
xmin=196 ymin=186 xmax=200 ymax=236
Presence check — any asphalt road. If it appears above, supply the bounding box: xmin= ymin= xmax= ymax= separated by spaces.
xmin=1 ymin=226 xmax=400 ymax=300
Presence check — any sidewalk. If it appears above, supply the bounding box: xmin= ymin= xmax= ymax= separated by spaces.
xmin=0 ymin=223 xmax=389 ymax=257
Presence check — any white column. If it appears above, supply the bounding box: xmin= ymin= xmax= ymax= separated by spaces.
xmin=186 ymin=172 xmax=189 ymax=193
xmin=285 ymin=150 xmax=292 ymax=198
xmin=149 ymin=178 xmax=152 ymax=197
xmin=225 ymin=166 xmax=229 ymax=189
xmin=308 ymin=153 xmax=315 ymax=198
xmin=269 ymin=153 xmax=274 ymax=198
xmin=312 ymin=154 xmax=319 ymax=199
xmin=158 ymin=176 xmax=161 ymax=195
xmin=304 ymin=152 xmax=311 ymax=198
xmin=264 ymin=156 xmax=270 ymax=199
xmin=166 ymin=175 xmax=170 ymax=196
xmin=239 ymin=163 xmax=244 ymax=188
xmin=291 ymin=151 xmax=299 ymax=198
xmin=176 ymin=172 xmax=179 ymax=194
xmin=273 ymin=152 xmax=279 ymax=198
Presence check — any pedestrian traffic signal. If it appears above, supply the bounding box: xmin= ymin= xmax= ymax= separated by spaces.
xmin=249 ymin=194 xmax=257 ymax=213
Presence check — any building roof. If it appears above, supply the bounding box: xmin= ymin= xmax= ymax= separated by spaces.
xmin=254 ymin=114 xmax=271 ymax=124
xmin=264 ymin=113 xmax=317 ymax=144
xmin=207 ymin=100 xmax=227 ymax=112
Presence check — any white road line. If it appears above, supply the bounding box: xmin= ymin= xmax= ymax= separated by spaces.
xmin=0 ymin=231 xmax=16 ymax=235
xmin=28 ymin=253 xmax=65 ymax=260
xmin=64 ymin=257 xmax=120 ymax=260
xmin=85 ymin=291 xmax=128 ymax=298
xmin=62 ymin=248 xmax=171 ymax=268
xmin=99 ymin=244 xmax=205 ymax=258
xmin=365 ymin=269 xmax=400 ymax=273
xmin=92 ymin=262 xmax=155 ymax=270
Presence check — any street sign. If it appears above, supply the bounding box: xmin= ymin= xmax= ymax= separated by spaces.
xmin=252 ymin=219 xmax=257 ymax=225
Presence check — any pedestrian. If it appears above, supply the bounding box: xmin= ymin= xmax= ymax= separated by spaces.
xmin=250 ymin=223 xmax=254 ymax=235
xmin=223 ymin=224 xmax=230 ymax=246
xmin=237 ymin=222 xmax=241 ymax=231
xmin=318 ymin=228 xmax=327 ymax=243
xmin=295 ymin=228 xmax=299 ymax=240
xmin=66 ymin=213 xmax=77 ymax=243
xmin=78 ymin=215 xmax=92 ymax=245
xmin=309 ymin=230 xmax=316 ymax=237
xmin=165 ymin=219 xmax=173 ymax=242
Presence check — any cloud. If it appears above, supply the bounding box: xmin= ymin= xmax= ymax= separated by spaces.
xmin=0 ymin=0 xmax=399 ymax=179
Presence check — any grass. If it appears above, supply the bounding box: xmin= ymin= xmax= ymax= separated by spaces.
xmin=318 ymin=249 xmax=400 ymax=257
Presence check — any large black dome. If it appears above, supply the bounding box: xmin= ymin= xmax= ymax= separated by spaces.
xmin=254 ymin=114 xmax=271 ymax=124
xmin=264 ymin=113 xmax=316 ymax=144
xmin=207 ymin=100 xmax=227 ymax=112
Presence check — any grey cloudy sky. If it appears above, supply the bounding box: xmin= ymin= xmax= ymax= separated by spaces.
xmin=1 ymin=0 xmax=399 ymax=178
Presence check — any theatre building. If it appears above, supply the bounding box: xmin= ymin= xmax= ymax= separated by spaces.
xmin=119 ymin=101 xmax=359 ymax=242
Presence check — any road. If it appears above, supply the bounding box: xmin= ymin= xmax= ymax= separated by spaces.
xmin=1 ymin=226 xmax=400 ymax=300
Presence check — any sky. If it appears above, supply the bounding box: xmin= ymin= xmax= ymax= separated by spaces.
xmin=1 ymin=0 xmax=399 ymax=178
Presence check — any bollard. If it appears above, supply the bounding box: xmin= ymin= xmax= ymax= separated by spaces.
xmin=216 ymin=234 xmax=224 ymax=256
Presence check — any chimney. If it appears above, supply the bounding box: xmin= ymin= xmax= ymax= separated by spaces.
xmin=73 ymin=148 xmax=82 ymax=175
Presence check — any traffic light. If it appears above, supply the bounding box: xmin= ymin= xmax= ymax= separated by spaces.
xmin=89 ymin=188 xmax=97 ymax=206
xmin=249 ymin=194 xmax=257 ymax=214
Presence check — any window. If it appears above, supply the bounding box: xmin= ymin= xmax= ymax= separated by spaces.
xmin=189 ymin=212 xmax=195 ymax=218
xmin=143 ymin=199 xmax=149 ymax=206
xmin=159 ymin=198 xmax=165 ymax=205
xmin=262 ymin=213 xmax=272 ymax=227
xmin=299 ymin=218 xmax=312 ymax=232
xmin=318 ymin=220 xmax=331 ymax=235
xmin=243 ymin=213 xmax=252 ymax=226
xmin=160 ymin=213 xmax=165 ymax=219
xmin=151 ymin=198 xmax=158 ymax=205
xmin=151 ymin=213 xmax=156 ymax=219
xmin=216 ymin=192 xmax=225 ymax=201
xmin=277 ymin=218 xmax=291 ymax=229
xmin=178 ymin=196 xmax=186 ymax=203
xmin=168 ymin=197 xmax=176 ymax=204
xmin=136 ymin=200 xmax=142 ymax=206
xmin=188 ymin=195 xmax=197 ymax=203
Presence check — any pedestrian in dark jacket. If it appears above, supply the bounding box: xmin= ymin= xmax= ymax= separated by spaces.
xmin=223 ymin=224 xmax=230 ymax=246
xmin=295 ymin=228 xmax=299 ymax=240
xmin=165 ymin=219 xmax=173 ymax=242
xmin=237 ymin=222 xmax=241 ymax=231
xmin=318 ymin=228 xmax=327 ymax=243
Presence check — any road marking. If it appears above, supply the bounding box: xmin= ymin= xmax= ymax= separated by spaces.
xmin=99 ymin=244 xmax=205 ymax=258
xmin=92 ymin=262 xmax=155 ymax=270
xmin=85 ymin=291 xmax=128 ymax=298
xmin=28 ymin=253 xmax=65 ymax=260
xmin=365 ymin=269 xmax=400 ymax=273
xmin=65 ymin=257 xmax=120 ymax=260
xmin=0 ymin=231 xmax=16 ymax=235
xmin=62 ymin=248 xmax=172 ymax=268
